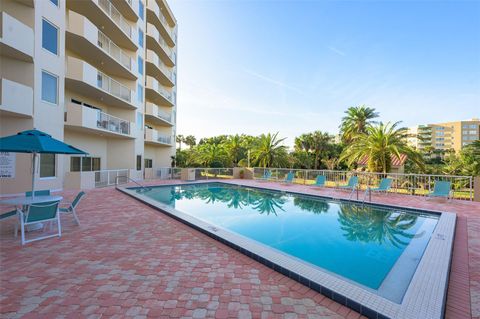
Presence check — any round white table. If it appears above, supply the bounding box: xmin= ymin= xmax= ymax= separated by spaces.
xmin=0 ymin=195 xmax=63 ymax=231
xmin=0 ymin=195 xmax=63 ymax=207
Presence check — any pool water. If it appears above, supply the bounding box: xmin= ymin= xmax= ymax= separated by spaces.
xmin=140 ymin=183 xmax=438 ymax=298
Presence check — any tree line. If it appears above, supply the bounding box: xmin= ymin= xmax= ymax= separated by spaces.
xmin=173 ymin=106 xmax=480 ymax=176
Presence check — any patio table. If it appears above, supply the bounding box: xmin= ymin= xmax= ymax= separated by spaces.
xmin=0 ymin=195 xmax=63 ymax=231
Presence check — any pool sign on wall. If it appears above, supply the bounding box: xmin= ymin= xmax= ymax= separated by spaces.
xmin=0 ymin=152 xmax=15 ymax=179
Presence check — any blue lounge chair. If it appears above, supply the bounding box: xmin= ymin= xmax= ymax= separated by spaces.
xmin=427 ymin=181 xmax=452 ymax=200
xmin=282 ymin=172 xmax=294 ymax=185
xmin=59 ymin=191 xmax=85 ymax=225
xmin=311 ymin=175 xmax=326 ymax=188
xmin=20 ymin=200 xmax=61 ymax=245
xmin=370 ymin=178 xmax=392 ymax=194
xmin=257 ymin=170 xmax=272 ymax=182
xmin=338 ymin=176 xmax=358 ymax=191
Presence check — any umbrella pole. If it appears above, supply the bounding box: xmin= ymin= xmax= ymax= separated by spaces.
xmin=32 ymin=152 xmax=37 ymax=199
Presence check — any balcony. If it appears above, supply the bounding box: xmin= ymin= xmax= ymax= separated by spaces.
xmin=66 ymin=56 xmax=135 ymax=109
xmin=145 ymin=102 xmax=173 ymax=126
xmin=146 ymin=23 xmax=175 ymax=67
xmin=67 ymin=0 xmax=137 ymax=51
xmin=144 ymin=127 xmax=172 ymax=146
xmin=64 ymin=103 xmax=135 ymax=138
xmin=66 ymin=11 xmax=136 ymax=80
xmin=146 ymin=0 xmax=176 ymax=46
xmin=145 ymin=76 xmax=174 ymax=107
xmin=0 ymin=12 xmax=34 ymax=62
xmin=113 ymin=0 xmax=138 ymax=22
xmin=146 ymin=49 xmax=175 ymax=86
xmin=0 ymin=78 xmax=33 ymax=118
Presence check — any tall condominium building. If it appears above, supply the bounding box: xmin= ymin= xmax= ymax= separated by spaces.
xmin=0 ymin=0 xmax=177 ymax=195
xmin=407 ymin=119 xmax=480 ymax=152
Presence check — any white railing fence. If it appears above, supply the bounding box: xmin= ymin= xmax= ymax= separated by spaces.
xmin=253 ymin=167 xmax=474 ymax=201
xmin=98 ymin=0 xmax=131 ymax=37
xmin=97 ymin=71 xmax=131 ymax=102
xmin=97 ymin=30 xmax=131 ymax=70
xmin=96 ymin=111 xmax=130 ymax=135
xmin=95 ymin=169 xmax=129 ymax=187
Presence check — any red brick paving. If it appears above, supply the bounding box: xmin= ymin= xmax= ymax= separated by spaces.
xmin=0 ymin=179 xmax=479 ymax=319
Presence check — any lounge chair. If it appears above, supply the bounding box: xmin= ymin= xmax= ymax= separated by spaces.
xmin=59 ymin=191 xmax=85 ymax=225
xmin=338 ymin=176 xmax=358 ymax=191
xmin=427 ymin=181 xmax=452 ymax=201
xmin=311 ymin=175 xmax=326 ymax=188
xmin=282 ymin=172 xmax=294 ymax=185
xmin=369 ymin=178 xmax=392 ymax=194
xmin=257 ymin=170 xmax=272 ymax=182
xmin=363 ymin=178 xmax=392 ymax=201
xmin=25 ymin=190 xmax=51 ymax=197
xmin=19 ymin=200 xmax=61 ymax=245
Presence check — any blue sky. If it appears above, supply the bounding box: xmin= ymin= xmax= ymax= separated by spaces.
xmin=169 ymin=0 xmax=480 ymax=145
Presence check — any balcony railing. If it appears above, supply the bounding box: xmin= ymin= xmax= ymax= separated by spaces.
xmin=147 ymin=50 xmax=175 ymax=82
xmin=157 ymin=134 xmax=171 ymax=145
xmin=97 ymin=110 xmax=130 ymax=135
xmin=97 ymin=71 xmax=131 ymax=102
xmin=98 ymin=0 xmax=131 ymax=37
xmin=147 ymin=24 xmax=175 ymax=62
xmin=97 ymin=30 xmax=132 ymax=71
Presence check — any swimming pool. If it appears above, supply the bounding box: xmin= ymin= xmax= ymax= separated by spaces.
xmin=120 ymin=181 xmax=455 ymax=319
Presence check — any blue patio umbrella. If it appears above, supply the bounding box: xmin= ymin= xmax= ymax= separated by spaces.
xmin=0 ymin=129 xmax=88 ymax=197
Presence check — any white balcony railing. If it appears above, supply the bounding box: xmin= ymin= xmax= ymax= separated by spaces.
xmin=147 ymin=77 xmax=173 ymax=103
xmin=98 ymin=0 xmax=131 ymax=37
xmin=97 ymin=30 xmax=132 ymax=71
xmin=148 ymin=0 xmax=176 ymax=42
xmin=147 ymin=50 xmax=175 ymax=82
xmin=97 ymin=71 xmax=131 ymax=102
xmin=157 ymin=134 xmax=171 ymax=144
xmin=147 ymin=23 xmax=175 ymax=62
xmin=97 ymin=110 xmax=131 ymax=135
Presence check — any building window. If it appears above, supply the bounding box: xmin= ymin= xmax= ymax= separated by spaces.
xmin=42 ymin=19 xmax=58 ymax=55
xmin=137 ymin=84 xmax=143 ymax=102
xmin=139 ymin=0 xmax=144 ymax=20
xmin=138 ymin=56 xmax=144 ymax=75
xmin=41 ymin=71 xmax=58 ymax=104
xmin=137 ymin=112 xmax=143 ymax=130
xmin=138 ymin=28 xmax=144 ymax=48
xmin=70 ymin=157 xmax=101 ymax=172
xmin=145 ymin=159 xmax=153 ymax=168
xmin=50 ymin=0 xmax=59 ymax=6
xmin=40 ymin=154 xmax=56 ymax=178
xmin=136 ymin=155 xmax=142 ymax=171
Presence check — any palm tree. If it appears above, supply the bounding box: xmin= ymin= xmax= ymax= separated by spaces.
xmin=224 ymin=134 xmax=244 ymax=166
xmin=176 ymin=134 xmax=185 ymax=150
xmin=340 ymin=122 xmax=424 ymax=173
xmin=310 ymin=131 xmax=332 ymax=169
xmin=184 ymin=135 xmax=196 ymax=149
xmin=251 ymin=132 xmax=288 ymax=168
xmin=339 ymin=105 xmax=379 ymax=143
xmin=197 ymin=143 xmax=227 ymax=167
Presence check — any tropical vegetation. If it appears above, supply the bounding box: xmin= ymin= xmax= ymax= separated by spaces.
xmin=173 ymin=106 xmax=478 ymax=176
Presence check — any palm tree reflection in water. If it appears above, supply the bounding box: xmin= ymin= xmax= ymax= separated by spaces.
xmin=169 ymin=185 xmax=421 ymax=248
xmin=337 ymin=204 xmax=420 ymax=248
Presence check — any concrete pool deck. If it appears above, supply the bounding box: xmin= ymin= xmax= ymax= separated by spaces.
xmin=1 ymin=179 xmax=479 ymax=318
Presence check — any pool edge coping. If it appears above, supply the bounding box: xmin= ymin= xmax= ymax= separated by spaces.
xmin=117 ymin=180 xmax=456 ymax=319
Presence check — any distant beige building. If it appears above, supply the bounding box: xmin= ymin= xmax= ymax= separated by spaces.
xmin=0 ymin=0 xmax=177 ymax=195
xmin=407 ymin=119 xmax=480 ymax=153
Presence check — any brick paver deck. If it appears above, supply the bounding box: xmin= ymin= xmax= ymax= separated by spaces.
xmin=1 ymin=179 xmax=479 ymax=319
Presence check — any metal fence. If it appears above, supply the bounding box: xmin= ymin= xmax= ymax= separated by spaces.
xmin=253 ymin=167 xmax=474 ymax=201
xmin=95 ymin=169 xmax=129 ymax=187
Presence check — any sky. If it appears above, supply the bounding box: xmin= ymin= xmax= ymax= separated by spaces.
xmin=169 ymin=0 xmax=480 ymax=146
